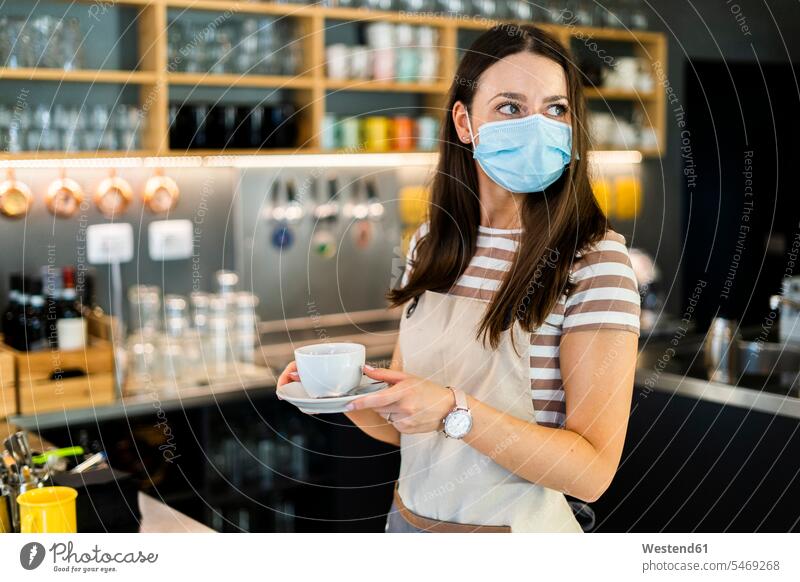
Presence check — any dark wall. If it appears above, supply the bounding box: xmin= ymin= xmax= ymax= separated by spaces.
xmin=617 ymin=0 xmax=800 ymax=316
xmin=681 ymin=60 xmax=799 ymax=330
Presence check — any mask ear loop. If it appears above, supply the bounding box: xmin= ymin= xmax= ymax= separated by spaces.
xmin=463 ymin=106 xmax=477 ymax=145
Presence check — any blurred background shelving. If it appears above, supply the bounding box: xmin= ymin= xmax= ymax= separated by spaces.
xmin=0 ymin=0 xmax=667 ymax=159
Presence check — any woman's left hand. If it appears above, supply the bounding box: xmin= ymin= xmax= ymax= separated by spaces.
xmin=346 ymin=366 xmax=455 ymax=434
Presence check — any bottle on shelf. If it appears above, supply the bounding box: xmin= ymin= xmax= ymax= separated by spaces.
xmin=2 ymin=273 xmax=23 ymax=347
xmin=22 ymin=277 xmax=48 ymax=352
xmin=79 ymin=267 xmax=97 ymax=313
xmin=56 ymin=266 xmax=88 ymax=351
xmin=41 ymin=265 xmax=63 ymax=348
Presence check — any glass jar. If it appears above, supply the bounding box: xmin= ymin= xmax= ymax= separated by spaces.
xmin=234 ymin=292 xmax=259 ymax=365
xmin=204 ymin=295 xmax=233 ymax=378
xmin=190 ymin=291 xmax=211 ymax=336
xmin=125 ymin=335 xmax=163 ymax=394
xmin=128 ymin=285 xmax=161 ymax=336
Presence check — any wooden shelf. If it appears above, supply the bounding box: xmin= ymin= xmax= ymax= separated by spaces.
xmin=165 ymin=0 xmax=312 ymax=17
xmin=0 ymin=147 xmax=659 ymax=162
xmin=167 ymin=72 xmax=315 ymax=89
xmin=68 ymin=0 xmax=154 ymax=5
xmin=0 ymin=150 xmax=156 ymax=161
xmin=168 ymin=148 xmax=317 ymax=156
xmin=10 ymin=1 xmax=666 ymax=159
xmin=324 ymin=79 xmax=450 ymax=93
xmin=584 ymin=87 xmax=658 ymax=100
xmin=564 ymin=24 xmax=663 ymax=43
xmin=319 ymin=6 xmax=457 ymax=26
xmin=0 ymin=67 xmax=158 ymax=84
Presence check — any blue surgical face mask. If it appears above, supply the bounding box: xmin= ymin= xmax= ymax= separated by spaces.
xmin=465 ymin=109 xmax=573 ymax=193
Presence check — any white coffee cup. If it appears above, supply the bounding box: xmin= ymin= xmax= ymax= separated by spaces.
xmin=294 ymin=342 xmax=366 ymax=398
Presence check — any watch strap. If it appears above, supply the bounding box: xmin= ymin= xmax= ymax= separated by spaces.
xmin=450 ymin=386 xmax=468 ymax=411
xmin=443 ymin=386 xmax=471 ymax=439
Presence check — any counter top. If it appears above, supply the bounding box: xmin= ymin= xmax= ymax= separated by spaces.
xmin=9 ymin=370 xmax=276 ymax=431
xmin=138 ymin=492 xmax=214 ymax=533
xmin=634 ymin=367 xmax=800 ymax=419
xmin=8 ymin=330 xmax=800 ymax=430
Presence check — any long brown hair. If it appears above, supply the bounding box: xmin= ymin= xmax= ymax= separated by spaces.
xmin=388 ymin=24 xmax=609 ymax=348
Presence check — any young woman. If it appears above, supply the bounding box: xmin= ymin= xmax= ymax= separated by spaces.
xmin=279 ymin=24 xmax=640 ymax=533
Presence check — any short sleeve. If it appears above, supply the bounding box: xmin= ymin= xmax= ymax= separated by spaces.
xmin=400 ymin=222 xmax=429 ymax=287
xmin=562 ymin=230 xmax=641 ymax=336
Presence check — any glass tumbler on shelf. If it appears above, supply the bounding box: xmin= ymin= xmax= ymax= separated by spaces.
xmin=437 ymin=0 xmax=467 ymax=16
xmin=233 ymin=292 xmax=259 ymax=365
xmin=30 ymin=16 xmax=54 ymax=68
xmin=471 ymin=0 xmax=499 ymax=18
xmin=60 ymin=18 xmax=84 ymax=71
xmin=125 ymin=285 xmax=163 ymax=393
xmin=207 ymin=26 xmax=234 ymax=74
xmin=572 ymin=0 xmax=596 ymax=26
xmin=215 ymin=269 xmax=240 ymax=326
xmin=594 ymin=0 xmax=621 ymax=28
xmin=0 ymin=18 xmax=11 ymax=67
xmin=276 ymin=20 xmax=301 ymax=76
xmin=629 ymin=0 xmax=650 ymax=29
xmin=398 ymin=0 xmax=427 ymax=12
xmin=507 ymin=0 xmax=534 ymax=20
xmin=116 ymin=105 xmax=141 ymax=151
xmin=363 ymin=0 xmax=395 ymax=10
xmin=187 ymin=23 xmax=209 ymax=73
xmin=29 ymin=106 xmax=56 ymax=152
xmin=10 ymin=18 xmax=35 ymax=68
xmin=255 ymin=17 xmax=278 ymax=75
xmin=81 ymin=105 xmax=109 ymax=151
xmin=237 ymin=18 xmax=259 ymax=74
xmin=128 ymin=284 xmax=161 ymax=335
xmin=205 ymin=295 xmax=233 ymax=379
xmin=125 ymin=336 xmax=163 ymax=394
xmin=167 ymin=19 xmax=183 ymax=71
xmin=216 ymin=269 xmax=239 ymax=294
xmin=161 ymin=294 xmax=191 ymax=387
xmin=190 ymin=291 xmax=211 ymax=336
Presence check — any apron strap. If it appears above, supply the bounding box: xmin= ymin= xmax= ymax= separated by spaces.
xmin=392 ymin=482 xmax=511 ymax=533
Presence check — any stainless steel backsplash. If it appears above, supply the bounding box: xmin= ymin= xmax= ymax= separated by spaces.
xmin=0 ymin=162 xmax=433 ymax=326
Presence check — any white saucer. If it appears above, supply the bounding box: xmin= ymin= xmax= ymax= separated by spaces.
xmin=277 ymin=376 xmax=389 ymax=414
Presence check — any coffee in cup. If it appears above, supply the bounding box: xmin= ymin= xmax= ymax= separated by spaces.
xmin=294 ymin=342 xmax=365 ymax=398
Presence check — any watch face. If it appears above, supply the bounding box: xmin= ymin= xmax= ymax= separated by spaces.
xmin=444 ymin=410 xmax=472 ymax=438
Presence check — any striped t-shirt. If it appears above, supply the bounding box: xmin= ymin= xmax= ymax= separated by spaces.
xmin=402 ymin=224 xmax=641 ymax=429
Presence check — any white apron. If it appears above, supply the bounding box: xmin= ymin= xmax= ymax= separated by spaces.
xmin=396 ymin=290 xmax=582 ymax=533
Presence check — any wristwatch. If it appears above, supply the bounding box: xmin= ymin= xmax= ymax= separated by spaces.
xmin=442 ymin=387 xmax=473 ymax=439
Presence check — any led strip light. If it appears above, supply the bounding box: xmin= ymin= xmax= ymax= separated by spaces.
xmin=0 ymin=150 xmax=641 ymax=170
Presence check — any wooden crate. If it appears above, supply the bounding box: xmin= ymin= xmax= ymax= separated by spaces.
xmin=17 ymin=371 xmax=116 ymax=415
xmin=0 ymin=314 xmax=117 ymax=416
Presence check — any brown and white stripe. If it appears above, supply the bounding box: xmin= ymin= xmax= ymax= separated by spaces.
xmin=403 ymin=225 xmax=640 ymax=429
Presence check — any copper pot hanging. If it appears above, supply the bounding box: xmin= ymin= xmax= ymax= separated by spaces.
xmin=0 ymin=169 xmax=34 ymax=219
xmin=46 ymin=168 xmax=85 ymax=218
xmin=143 ymin=168 xmax=180 ymax=214
xmin=94 ymin=168 xmax=133 ymax=218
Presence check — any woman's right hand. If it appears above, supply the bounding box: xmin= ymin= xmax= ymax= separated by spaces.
xmin=276 ymin=361 xmax=300 ymax=398
xmin=276 ymin=361 xmax=318 ymax=415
